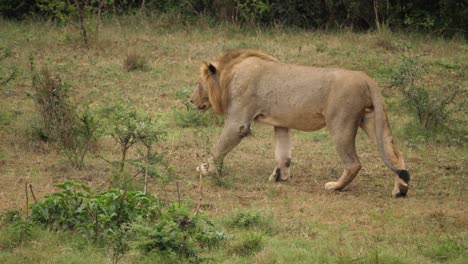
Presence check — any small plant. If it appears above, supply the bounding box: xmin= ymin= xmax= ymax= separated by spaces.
xmin=0 ymin=209 xmax=33 ymax=245
xmin=227 ymin=209 xmax=276 ymax=235
xmin=63 ymin=105 xmax=101 ymax=169
xmin=229 ymin=210 xmax=262 ymax=228
xmin=109 ymin=225 xmax=130 ymax=264
xmin=100 ymin=101 xmax=166 ymax=175
xmin=0 ymin=46 xmax=16 ymax=88
xmin=123 ymin=52 xmax=148 ymax=71
xmin=231 ymin=232 xmax=263 ymax=256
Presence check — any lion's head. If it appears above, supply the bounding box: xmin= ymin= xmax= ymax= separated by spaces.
xmin=191 ymin=50 xmax=278 ymax=114
xmin=190 ymin=63 xmax=219 ymax=112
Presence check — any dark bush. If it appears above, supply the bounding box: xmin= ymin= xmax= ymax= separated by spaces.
xmin=1 ymin=1 xmax=466 ymax=37
xmin=0 ymin=0 xmax=38 ymax=19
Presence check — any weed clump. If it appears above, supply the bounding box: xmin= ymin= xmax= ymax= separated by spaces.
xmin=229 ymin=210 xmax=263 ymax=228
xmin=231 ymin=233 xmax=263 ymax=256
xmin=123 ymin=52 xmax=148 ymax=71
xmin=227 ymin=210 xmax=276 ymax=234
xmin=172 ymin=107 xmax=222 ymax=128
xmin=32 ymin=68 xmax=75 ymax=144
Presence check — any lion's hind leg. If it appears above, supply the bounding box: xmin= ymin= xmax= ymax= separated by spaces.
xmin=360 ymin=110 xmax=409 ymax=197
xmin=324 ymin=120 xmax=362 ymax=191
xmin=268 ymin=127 xmax=291 ymax=182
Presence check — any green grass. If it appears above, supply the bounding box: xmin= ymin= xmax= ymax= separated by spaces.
xmin=0 ymin=13 xmax=466 ymax=263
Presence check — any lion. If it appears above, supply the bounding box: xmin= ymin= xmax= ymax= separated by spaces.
xmin=190 ymin=50 xmax=410 ymax=197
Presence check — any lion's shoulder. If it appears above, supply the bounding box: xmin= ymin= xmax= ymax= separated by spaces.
xmin=216 ymin=50 xmax=278 ymax=69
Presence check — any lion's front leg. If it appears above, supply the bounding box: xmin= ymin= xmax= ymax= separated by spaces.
xmin=269 ymin=127 xmax=292 ymax=182
xmin=197 ymin=121 xmax=251 ymax=175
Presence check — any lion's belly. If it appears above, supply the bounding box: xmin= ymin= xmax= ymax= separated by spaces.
xmin=255 ymin=112 xmax=326 ymax=131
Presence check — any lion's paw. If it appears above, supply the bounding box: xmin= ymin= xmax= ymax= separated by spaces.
xmin=392 ymin=185 xmax=409 ymax=198
xmin=268 ymin=168 xmax=290 ymax=182
xmin=324 ymin=181 xmax=341 ymax=191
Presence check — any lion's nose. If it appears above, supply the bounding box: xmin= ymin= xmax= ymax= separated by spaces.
xmin=190 ymin=100 xmax=194 ymax=103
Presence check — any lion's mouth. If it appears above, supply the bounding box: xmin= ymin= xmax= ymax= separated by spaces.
xmin=198 ymin=105 xmax=208 ymax=110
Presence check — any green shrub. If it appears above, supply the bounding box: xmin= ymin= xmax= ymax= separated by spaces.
xmin=100 ymin=101 xmax=167 ymax=174
xmin=131 ymin=204 xmax=227 ymax=261
xmin=231 ymin=232 xmax=263 ymax=256
xmin=27 ymin=181 xmax=225 ymax=262
xmin=30 ymin=181 xmax=161 ymax=236
xmin=391 ymin=55 xmax=467 ymax=144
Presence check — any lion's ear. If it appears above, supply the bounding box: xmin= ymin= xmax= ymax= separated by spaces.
xmin=208 ymin=64 xmax=217 ymax=75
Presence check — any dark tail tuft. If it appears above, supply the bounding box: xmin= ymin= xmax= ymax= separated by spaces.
xmin=398 ymin=170 xmax=410 ymax=183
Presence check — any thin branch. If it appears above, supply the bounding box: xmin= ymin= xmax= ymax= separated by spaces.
xmin=176 ymin=181 xmax=181 ymax=206
xmin=194 ymin=171 xmax=203 ymax=215
xmin=29 ymin=184 xmax=37 ymax=203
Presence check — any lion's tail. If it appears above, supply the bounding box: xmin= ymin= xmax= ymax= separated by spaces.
xmin=367 ymin=80 xmax=410 ymax=184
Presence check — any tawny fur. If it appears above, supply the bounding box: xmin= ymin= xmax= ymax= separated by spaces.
xmin=191 ymin=50 xmax=410 ymax=197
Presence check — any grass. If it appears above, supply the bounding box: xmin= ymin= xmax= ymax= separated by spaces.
xmin=0 ymin=13 xmax=467 ymax=263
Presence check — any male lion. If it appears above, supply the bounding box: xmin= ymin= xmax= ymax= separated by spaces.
xmin=190 ymin=50 xmax=410 ymax=197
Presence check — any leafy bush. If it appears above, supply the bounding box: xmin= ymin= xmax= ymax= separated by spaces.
xmin=27 ymin=181 xmax=225 ymax=261
xmin=100 ymin=101 xmax=166 ymax=174
xmin=30 ymin=181 xmax=161 ymax=238
xmin=64 ymin=105 xmax=101 ymax=169
xmin=0 ymin=0 xmax=38 ymax=19
xmin=36 ymin=0 xmax=111 ymax=47
xmin=131 ymin=204 xmax=227 ymax=261
xmin=391 ymin=55 xmax=467 ymax=144
xmin=31 ymin=67 xmax=100 ymax=169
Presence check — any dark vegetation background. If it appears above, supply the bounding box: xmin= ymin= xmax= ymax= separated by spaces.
xmin=1 ymin=1 xmax=467 ymax=263
xmin=1 ymin=0 xmax=467 ymax=37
